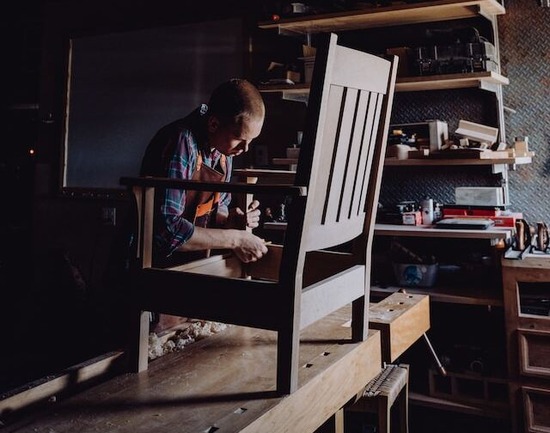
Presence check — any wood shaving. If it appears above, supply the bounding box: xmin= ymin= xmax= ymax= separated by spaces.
xmin=148 ymin=320 xmax=228 ymax=360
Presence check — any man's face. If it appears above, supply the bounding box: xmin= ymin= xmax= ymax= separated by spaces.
xmin=208 ymin=116 xmax=264 ymax=157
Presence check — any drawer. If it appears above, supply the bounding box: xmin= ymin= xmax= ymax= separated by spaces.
xmin=518 ymin=328 xmax=550 ymax=379
xmin=523 ymin=386 xmax=550 ymax=433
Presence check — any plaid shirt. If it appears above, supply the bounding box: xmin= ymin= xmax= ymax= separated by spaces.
xmin=140 ymin=105 xmax=233 ymax=257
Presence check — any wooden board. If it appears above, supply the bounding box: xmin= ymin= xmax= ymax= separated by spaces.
xmin=369 ymin=292 xmax=430 ymax=362
xmin=3 ymin=307 xmax=381 ymax=433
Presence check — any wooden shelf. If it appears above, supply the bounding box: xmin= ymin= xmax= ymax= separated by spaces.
xmin=259 ymin=83 xmax=311 ymax=94
xmin=410 ymin=391 xmax=509 ymax=419
xmin=272 ymin=157 xmax=298 ymax=165
xmin=371 ymin=284 xmax=503 ymax=306
xmin=259 ymin=72 xmax=509 ymax=97
xmin=396 ymin=71 xmax=509 ymax=91
xmin=384 ymin=155 xmax=532 ymax=166
xmin=375 ymin=223 xmax=513 ymax=241
xmin=259 ymin=0 xmax=505 ymax=34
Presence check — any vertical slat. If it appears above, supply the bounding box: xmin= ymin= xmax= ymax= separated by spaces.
xmin=358 ymin=93 xmax=383 ymax=215
xmin=352 ymin=92 xmax=376 ymax=216
xmin=323 ymin=87 xmax=358 ymax=225
xmin=308 ymin=85 xmax=344 ymax=227
xmin=344 ymin=89 xmax=370 ymax=220
xmin=142 ymin=186 xmax=155 ymax=269
xmin=132 ymin=186 xmax=143 ymax=261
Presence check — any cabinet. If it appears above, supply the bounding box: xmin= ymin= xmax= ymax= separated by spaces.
xmin=502 ymin=258 xmax=550 ymax=433
xmin=255 ymin=0 xmax=528 ymax=427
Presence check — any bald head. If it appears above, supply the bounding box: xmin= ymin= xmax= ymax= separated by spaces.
xmin=207 ymin=79 xmax=265 ymax=128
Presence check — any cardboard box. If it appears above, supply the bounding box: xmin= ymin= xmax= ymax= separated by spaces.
xmin=455 ymin=187 xmax=505 ymax=206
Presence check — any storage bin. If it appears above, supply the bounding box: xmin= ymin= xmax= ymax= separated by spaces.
xmin=393 ymin=263 xmax=438 ymax=287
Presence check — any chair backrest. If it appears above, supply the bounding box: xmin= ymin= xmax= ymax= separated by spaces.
xmin=293 ymin=33 xmax=397 ymax=254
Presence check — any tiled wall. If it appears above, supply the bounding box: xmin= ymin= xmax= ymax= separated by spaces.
xmin=499 ymin=0 xmax=550 ymax=222
xmin=379 ymin=0 xmax=550 ymax=223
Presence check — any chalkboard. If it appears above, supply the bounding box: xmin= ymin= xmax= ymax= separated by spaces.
xmin=63 ymin=18 xmax=244 ymax=190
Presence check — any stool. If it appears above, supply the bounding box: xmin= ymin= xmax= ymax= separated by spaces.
xmin=347 ymin=364 xmax=409 ymax=433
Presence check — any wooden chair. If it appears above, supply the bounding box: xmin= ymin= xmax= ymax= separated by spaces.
xmin=120 ymin=33 xmax=398 ymax=395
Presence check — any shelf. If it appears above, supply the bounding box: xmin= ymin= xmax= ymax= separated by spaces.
xmin=259 ymin=0 xmax=505 ymax=34
xmin=396 ymin=71 xmax=509 ymax=91
xmin=375 ymin=223 xmax=513 ymax=241
xmin=371 ymin=284 xmax=503 ymax=306
xmin=259 ymin=83 xmax=311 ymax=94
xmin=272 ymin=157 xmax=298 ymax=165
xmin=410 ymin=391 xmax=509 ymax=419
xmin=259 ymin=72 xmax=509 ymax=97
xmin=384 ymin=155 xmax=532 ymax=166
xmin=263 ymin=220 xmax=513 ymax=242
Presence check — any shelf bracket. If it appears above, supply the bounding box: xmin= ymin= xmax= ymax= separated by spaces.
xmin=491 ymin=163 xmax=506 ymax=174
xmin=479 ymin=81 xmax=499 ymax=93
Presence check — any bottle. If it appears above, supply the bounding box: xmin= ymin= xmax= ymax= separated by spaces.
xmin=433 ymin=202 xmax=443 ymax=222
xmin=421 ymin=197 xmax=434 ymax=225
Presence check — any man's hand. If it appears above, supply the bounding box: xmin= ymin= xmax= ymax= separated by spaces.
xmin=227 ymin=200 xmax=261 ymax=229
xmin=233 ymin=231 xmax=268 ymax=263
xmin=245 ymin=200 xmax=261 ymax=229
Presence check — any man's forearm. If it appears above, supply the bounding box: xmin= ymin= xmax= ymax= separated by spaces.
xmin=176 ymin=226 xmax=239 ymax=252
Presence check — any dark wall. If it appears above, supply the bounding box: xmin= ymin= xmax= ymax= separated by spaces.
xmin=0 ymin=0 xmax=263 ymax=393
xmin=65 ymin=18 xmax=245 ymax=189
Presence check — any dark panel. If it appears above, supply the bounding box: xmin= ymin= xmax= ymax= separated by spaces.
xmin=64 ymin=18 xmax=244 ymax=189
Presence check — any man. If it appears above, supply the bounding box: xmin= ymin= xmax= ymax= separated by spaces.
xmin=140 ymin=78 xmax=268 ymax=265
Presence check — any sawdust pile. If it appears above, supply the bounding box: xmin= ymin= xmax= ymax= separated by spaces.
xmin=148 ymin=320 xmax=228 ymax=360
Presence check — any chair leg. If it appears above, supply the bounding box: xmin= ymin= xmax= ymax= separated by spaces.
xmin=378 ymin=396 xmax=390 ymax=433
xmin=351 ymin=296 xmax=368 ymax=342
xmin=134 ymin=310 xmax=150 ymax=373
xmin=276 ymin=326 xmax=300 ymax=394
xmin=398 ymin=378 xmax=409 ymax=433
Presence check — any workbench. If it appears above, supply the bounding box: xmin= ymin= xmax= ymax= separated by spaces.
xmin=2 ymin=306 xmax=382 ymax=433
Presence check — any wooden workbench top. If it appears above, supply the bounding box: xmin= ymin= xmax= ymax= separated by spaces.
xmin=4 ymin=307 xmax=381 ymax=433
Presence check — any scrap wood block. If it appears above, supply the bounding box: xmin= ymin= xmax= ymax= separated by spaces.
xmin=369 ymin=292 xmax=430 ymax=362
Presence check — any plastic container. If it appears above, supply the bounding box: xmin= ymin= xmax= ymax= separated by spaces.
xmin=393 ymin=263 xmax=438 ymax=287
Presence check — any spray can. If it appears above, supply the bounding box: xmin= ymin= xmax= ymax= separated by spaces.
xmin=421 ymin=197 xmax=434 ymax=225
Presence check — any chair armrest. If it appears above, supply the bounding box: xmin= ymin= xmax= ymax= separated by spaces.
xmin=120 ymin=176 xmax=307 ymax=196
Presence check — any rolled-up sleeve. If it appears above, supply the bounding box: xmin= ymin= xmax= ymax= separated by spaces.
xmin=155 ymin=130 xmax=196 ymax=256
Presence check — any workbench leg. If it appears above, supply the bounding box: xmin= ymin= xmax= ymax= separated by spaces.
xmin=378 ymin=396 xmax=390 ymax=433
xmin=334 ymin=408 xmax=345 ymax=433
xmin=398 ymin=379 xmax=409 ymax=433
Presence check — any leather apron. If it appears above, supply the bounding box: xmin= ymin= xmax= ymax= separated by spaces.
xmin=154 ymin=153 xmax=227 ymax=268
xmin=184 ymin=152 xmax=227 ymax=228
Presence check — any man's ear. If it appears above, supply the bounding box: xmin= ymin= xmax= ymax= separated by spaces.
xmin=207 ymin=116 xmax=220 ymax=133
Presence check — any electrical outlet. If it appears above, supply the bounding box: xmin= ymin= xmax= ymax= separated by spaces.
xmin=101 ymin=207 xmax=116 ymax=226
